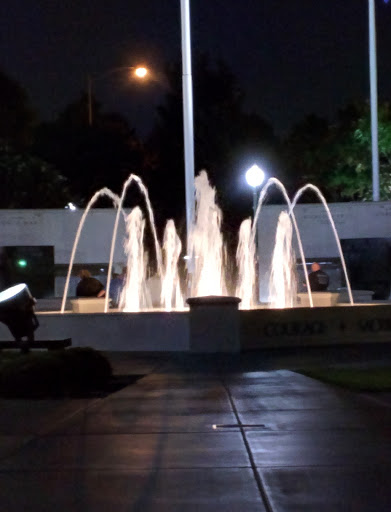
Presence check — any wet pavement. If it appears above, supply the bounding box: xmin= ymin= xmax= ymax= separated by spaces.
xmin=0 ymin=348 xmax=391 ymax=511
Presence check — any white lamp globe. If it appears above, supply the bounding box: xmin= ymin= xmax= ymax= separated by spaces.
xmin=246 ymin=164 xmax=265 ymax=188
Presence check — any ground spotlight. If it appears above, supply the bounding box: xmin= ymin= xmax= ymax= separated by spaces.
xmin=0 ymin=284 xmax=39 ymax=352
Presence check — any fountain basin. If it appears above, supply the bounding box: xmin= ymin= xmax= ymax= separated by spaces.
xmin=297 ymin=292 xmax=340 ymax=308
xmin=337 ymin=289 xmax=375 ymax=303
xmin=0 ymin=301 xmax=391 ymax=352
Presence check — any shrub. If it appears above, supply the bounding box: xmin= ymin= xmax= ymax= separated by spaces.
xmin=0 ymin=347 xmax=112 ymax=398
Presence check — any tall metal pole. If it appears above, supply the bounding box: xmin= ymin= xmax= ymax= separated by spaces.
xmin=368 ymin=0 xmax=380 ymax=201
xmin=180 ymin=0 xmax=195 ymax=252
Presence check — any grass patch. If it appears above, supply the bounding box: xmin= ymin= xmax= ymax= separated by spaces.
xmin=0 ymin=347 xmax=113 ymax=398
xmin=297 ymin=367 xmax=391 ymax=391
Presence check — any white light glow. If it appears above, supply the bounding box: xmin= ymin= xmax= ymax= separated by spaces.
xmin=188 ymin=171 xmax=227 ymax=297
xmin=0 ymin=283 xmax=27 ymax=303
xmin=246 ymin=164 xmax=265 ymax=188
xmin=134 ymin=67 xmax=147 ymax=78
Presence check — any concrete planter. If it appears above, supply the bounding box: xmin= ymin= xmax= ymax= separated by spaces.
xmin=71 ymin=298 xmax=109 ymax=313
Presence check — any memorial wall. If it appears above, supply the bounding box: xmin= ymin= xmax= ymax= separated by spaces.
xmin=0 ymin=201 xmax=390 ymax=298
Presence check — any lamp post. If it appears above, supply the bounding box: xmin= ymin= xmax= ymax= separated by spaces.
xmin=368 ymin=0 xmax=380 ymax=201
xmin=87 ymin=66 xmax=148 ymax=126
xmin=180 ymin=0 xmax=195 ymax=254
xmin=245 ymin=164 xmax=265 ymax=218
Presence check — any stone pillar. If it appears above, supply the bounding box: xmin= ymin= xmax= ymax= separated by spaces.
xmin=186 ymin=296 xmax=241 ymax=353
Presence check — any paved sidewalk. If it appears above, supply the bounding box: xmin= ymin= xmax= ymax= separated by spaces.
xmin=0 ymin=352 xmax=391 ymax=511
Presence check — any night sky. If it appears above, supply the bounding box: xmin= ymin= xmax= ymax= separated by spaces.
xmin=2 ymin=1 xmax=391 ymax=137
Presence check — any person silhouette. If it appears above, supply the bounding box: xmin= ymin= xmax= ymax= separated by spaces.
xmin=76 ymin=269 xmax=105 ymax=297
xmin=307 ymin=262 xmax=329 ymax=291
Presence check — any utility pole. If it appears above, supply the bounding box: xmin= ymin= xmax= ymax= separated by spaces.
xmin=180 ymin=0 xmax=195 ymax=253
xmin=368 ymin=0 xmax=380 ymax=201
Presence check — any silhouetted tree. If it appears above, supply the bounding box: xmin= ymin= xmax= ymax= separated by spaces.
xmin=147 ymin=55 xmax=279 ymax=235
xmin=326 ymin=102 xmax=391 ymax=200
xmin=283 ymin=102 xmax=391 ymax=201
xmin=0 ymin=143 xmax=72 ymax=208
xmin=34 ymin=93 xmax=147 ymax=204
xmin=0 ymin=69 xmax=36 ymax=148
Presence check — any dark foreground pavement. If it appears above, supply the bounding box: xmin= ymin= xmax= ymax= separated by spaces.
xmin=1 ymin=346 xmax=391 ymax=511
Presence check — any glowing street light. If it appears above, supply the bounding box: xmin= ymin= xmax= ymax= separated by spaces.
xmin=245 ymin=164 xmax=265 ymax=217
xmin=87 ymin=66 xmax=149 ymax=126
xmin=134 ymin=67 xmax=148 ymax=78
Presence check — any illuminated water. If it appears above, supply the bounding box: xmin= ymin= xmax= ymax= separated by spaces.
xmin=60 ymin=187 xmax=123 ymax=313
xmin=239 ymin=177 xmax=312 ymax=307
xmin=105 ymin=174 xmax=162 ymax=312
xmin=235 ymin=218 xmax=256 ymax=309
xmin=61 ymin=171 xmax=353 ymax=313
xmin=119 ymin=207 xmax=147 ymax=312
xmin=268 ymin=211 xmax=297 ymax=308
xmin=290 ymin=184 xmax=353 ymax=305
xmin=161 ymin=220 xmax=184 ymax=311
xmin=188 ymin=171 xmax=227 ymax=297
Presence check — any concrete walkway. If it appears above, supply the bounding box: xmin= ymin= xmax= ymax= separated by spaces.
xmin=1 ymin=351 xmax=391 ymax=511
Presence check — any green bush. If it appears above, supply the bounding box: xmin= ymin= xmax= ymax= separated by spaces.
xmin=0 ymin=347 xmax=112 ymax=398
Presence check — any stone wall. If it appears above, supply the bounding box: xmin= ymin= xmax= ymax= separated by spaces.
xmin=0 ymin=201 xmax=390 ymax=298
xmin=256 ymin=202 xmax=391 ymax=301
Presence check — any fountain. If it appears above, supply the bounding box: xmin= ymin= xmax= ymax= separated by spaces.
xmin=34 ymin=168 xmax=391 ymax=354
xmin=235 ymin=218 xmax=256 ymax=309
xmin=268 ymin=211 xmax=297 ymax=309
xmin=61 ymin=171 xmax=354 ymax=312
xmin=161 ymin=220 xmax=184 ymax=311
xmin=188 ymin=170 xmax=227 ymax=297
xmin=119 ymin=207 xmax=148 ymax=312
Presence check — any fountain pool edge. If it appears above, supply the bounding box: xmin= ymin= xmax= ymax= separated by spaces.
xmin=0 ymin=302 xmax=391 ymax=352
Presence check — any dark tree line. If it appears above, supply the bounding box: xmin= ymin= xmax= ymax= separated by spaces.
xmin=145 ymin=54 xmax=279 ymax=235
xmin=1 ymin=60 xmax=391 ymax=232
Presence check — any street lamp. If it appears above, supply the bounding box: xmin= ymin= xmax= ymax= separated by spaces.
xmin=87 ymin=66 xmax=148 ymax=126
xmin=368 ymin=0 xmax=380 ymax=201
xmin=245 ymin=164 xmax=265 ymax=217
xmin=180 ymin=0 xmax=195 ymax=255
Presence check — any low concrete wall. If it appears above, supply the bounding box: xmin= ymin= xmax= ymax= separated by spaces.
xmin=241 ymin=303 xmax=391 ymax=349
xmin=0 ymin=202 xmax=390 ymax=299
xmin=0 ymin=311 xmax=190 ymax=352
xmin=1 ymin=302 xmax=391 ymax=353
xmin=187 ymin=296 xmax=241 ymax=352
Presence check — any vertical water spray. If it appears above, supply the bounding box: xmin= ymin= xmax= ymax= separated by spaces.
xmin=251 ymin=177 xmax=313 ymax=307
xmin=161 ymin=220 xmax=184 ymax=311
xmin=235 ymin=218 xmax=256 ymax=309
xmin=290 ymin=184 xmax=354 ymax=305
xmin=105 ymin=173 xmax=163 ymax=312
xmin=188 ymin=170 xmax=227 ymax=297
xmin=269 ymin=211 xmax=297 ymax=308
xmin=61 ymin=187 xmax=123 ymax=314
xmin=119 ymin=207 xmax=147 ymax=312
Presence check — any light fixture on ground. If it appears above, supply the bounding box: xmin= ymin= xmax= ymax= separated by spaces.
xmin=245 ymin=164 xmax=265 ymax=217
xmin=0 ymin=284 xmax=39 ymax=352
